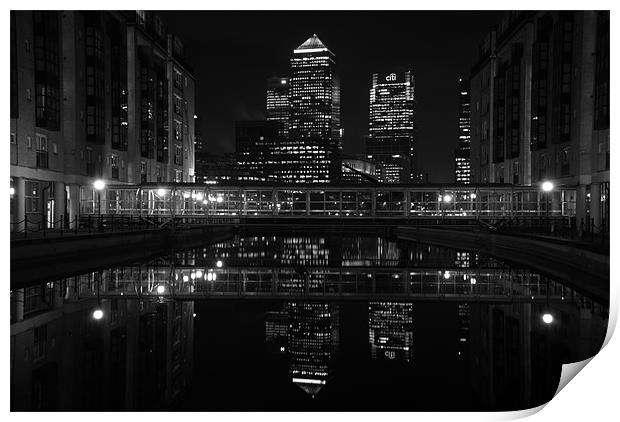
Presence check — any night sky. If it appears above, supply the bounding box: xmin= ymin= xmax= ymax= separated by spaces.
xmin=160 ymin=11 xmax=504 ymax=182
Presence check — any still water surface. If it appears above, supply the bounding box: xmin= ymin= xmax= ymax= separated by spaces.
xmin=10 ymin=232 xmax=608 ymax=411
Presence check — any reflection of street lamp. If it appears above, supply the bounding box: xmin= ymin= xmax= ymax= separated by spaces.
xmin=542 ymin=313 xmax=554 ymax=324
xmin=542 ymin=181 xmax=554 ymax=233
xmin=156 ymin=285 xmax=165 ymax=295
xmin=94 ymin=180 xmax=105 ymax=228
xmin=216 ymin=260 xmax=223 ymax=268
xmin=92 ymin=309 xmax=104 ymax=320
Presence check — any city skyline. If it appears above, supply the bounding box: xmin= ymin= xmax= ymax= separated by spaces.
xmin=161 ymin=10 xmax=504 ymax=182
xmin=9 ymin=9 xmax=611 ymax=413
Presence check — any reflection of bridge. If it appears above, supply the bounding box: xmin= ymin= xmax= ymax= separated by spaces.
xmin=79 ymin=183 xmax=572 ymax=222
xmin=76 ymin=264 xmax=587 ymax=303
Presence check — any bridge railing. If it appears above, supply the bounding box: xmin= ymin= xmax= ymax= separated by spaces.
xmin=77 ymin=183 xmax=576 ymax=222
xmin=58 ymin=263 xmax=600 ymax=305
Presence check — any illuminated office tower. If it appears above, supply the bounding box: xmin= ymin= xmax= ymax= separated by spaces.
xmin=368 ymin=301 xmax=414 ymax=363
xmin=235 ymin=120 xmax=280 ymax=181
xmin=455 ymin=78 xmax=472 ymax=184
xmin=266 ymin=77 xmax=290 ymax=138
xmin=288 ymin=302 xmax=340 ymax=397
xmin=367 ymin=70 xmax=416 ymax=183
xmin=288 ymin=34 xmax=342 ymax=183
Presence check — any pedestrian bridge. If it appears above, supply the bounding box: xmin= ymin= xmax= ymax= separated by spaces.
xmin=68 ymin=262 xmax=587 ymax=304
xmin=79 ymin=183 xmax=573 ymax=223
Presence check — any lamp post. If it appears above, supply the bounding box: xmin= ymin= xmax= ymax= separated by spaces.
xmin=94 ymin=180 xmax=105 ymax=231
xmin=542 ymin=181 xmax=554 ymax=234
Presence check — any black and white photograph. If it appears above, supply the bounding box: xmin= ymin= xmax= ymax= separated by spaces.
xmin=7 ymin=4 xmax=614 ymax=415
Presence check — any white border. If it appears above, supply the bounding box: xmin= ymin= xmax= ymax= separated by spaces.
xmin=3 ymin=2 xmax=618 ymax=421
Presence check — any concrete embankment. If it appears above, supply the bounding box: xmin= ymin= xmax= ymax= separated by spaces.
xmin=396 ymin=226 xmax=609 ymax=304
xmin=10 ymin=226 xmax=234 ymax=289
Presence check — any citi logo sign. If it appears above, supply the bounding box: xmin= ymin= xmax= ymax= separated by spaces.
xmin=385 ymin=73 xmax=397 ymax=82
xmin=385 ymin=350 xmax=396 ymax=359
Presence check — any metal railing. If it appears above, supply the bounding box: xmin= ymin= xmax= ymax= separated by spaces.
xmin=10 ymin=214 xmax=163 ymax=239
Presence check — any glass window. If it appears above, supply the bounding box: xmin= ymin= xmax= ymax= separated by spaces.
xmin=25 ymin=181 xmax=41 ymax=214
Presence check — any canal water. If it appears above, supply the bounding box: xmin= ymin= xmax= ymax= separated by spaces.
xmin=10 ymin=232 xmax=608 ymax=411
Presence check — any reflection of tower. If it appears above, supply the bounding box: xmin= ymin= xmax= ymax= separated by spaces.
xmin=455 ymin=251 xmax=471 ymax=268
xmin=457 ymin=303 xmax=471 ymax=360
xmin=368 ymin=301 xmax=414 ymax=363
xmin=265 ymin=307 xmax=288 ymax=353
xmin=288 ymin=302 xmax=340 ymax=397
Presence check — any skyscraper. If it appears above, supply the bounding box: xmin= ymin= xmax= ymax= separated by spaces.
xmin=288 ymin=34 xmax=341 ymax=184
xmin=455 ymin=78 xmax=472 ymax=184
xmin=235 ymin=120 xmax=280 ymax=181
xmin=266 ymin=76 xmax=290 ymax=138
xmin=367 ymin=70 xmax=416 ymax=183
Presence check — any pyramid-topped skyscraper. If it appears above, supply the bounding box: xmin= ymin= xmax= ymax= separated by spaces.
xmin=285 ymin=34 xmax=342 ymax=184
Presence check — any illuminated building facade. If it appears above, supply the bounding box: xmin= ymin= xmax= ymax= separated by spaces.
xmin=470 ymin=11 xmax=609 ymax=231
xmin=235 ymin=120 xmax=280 ymax=181
xmin=194 ymin=152 xmax=263 ymax=184
xmin=10 ymin=11 xmax=195 ymax=231
xmin=367 ymin=70 xmax=416 ymax=183
xmin=342 ymin=155 xmax=381 ymax=184
xmin=288 ymin=34 xmax=342 ymax=184
xmin=288 ymin=302 xmax=340 ymax=396
xmin=455 ymin=78 xmax=472 ymax=184
xmin=266 ymin=76 xmax=290 ymax=138
xmin=368 ymin=301 xmax=414 ymax=363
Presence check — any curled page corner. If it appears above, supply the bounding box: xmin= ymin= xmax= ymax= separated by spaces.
xmin=494 ymin=403 xmax=547 ymax=420
xmin=554 ymin=357 xmax=594 ymax=397
xmin=602 ymin=296 xmax=618 ymax=349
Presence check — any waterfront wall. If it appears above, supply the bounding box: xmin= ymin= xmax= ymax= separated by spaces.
xmin=11 ymin=226 xmax=234 ymax=289
xmin=396 ymin=226 xmax=609 ymax=304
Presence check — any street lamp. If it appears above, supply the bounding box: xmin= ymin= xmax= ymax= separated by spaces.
xmin=542 ymin=313 xmax=554 ymax=324
xmin=156 ymin=285 xmax=165 ymax=295
xmin=94 ymin=180 xmax=105 ymax=230
xmin=93 ymin=308 xmax=104 ymax=320
xmin=542 ymin=181 xmax=554 ymax=234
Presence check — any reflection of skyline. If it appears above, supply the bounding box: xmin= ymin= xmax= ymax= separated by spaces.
xmin=368 ymin=301 xmax=414 ymax=363
xmin=265 ymin=302 xmax=340 ymax=397
xmin=457 ymin=303 xmax=471 ymax=360
xmin=207 ymin=235 xmax=482 ymax=268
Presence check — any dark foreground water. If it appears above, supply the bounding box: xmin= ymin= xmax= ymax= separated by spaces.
xmin=10 ymin=232 xmax=608 ymax=411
